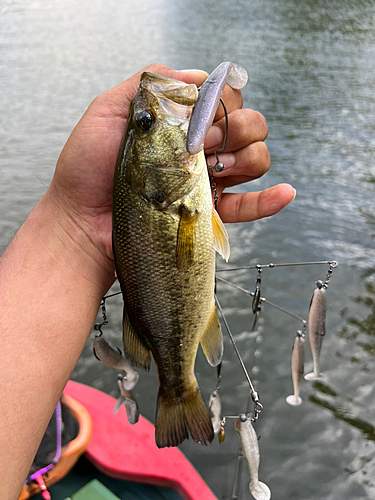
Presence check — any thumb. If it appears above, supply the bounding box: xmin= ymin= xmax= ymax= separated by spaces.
xmin=87 ymin=64 xmax=208 ymax=121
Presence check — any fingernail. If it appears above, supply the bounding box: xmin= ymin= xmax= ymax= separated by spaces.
xmin=206 ymin=153 xmax=236 ymax=170
xmin=204 ymin=126 xmax=224 ymax=150
xmin=291 ymin=188 xmax=297 ymax=200
xmin=176 ymin=69 xmax=209 ymax=77
xmin=176 ymin=69 xmax=208 ymax=88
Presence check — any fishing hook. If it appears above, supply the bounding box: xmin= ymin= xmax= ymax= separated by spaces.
xmin=208 ymin=99 xmax=229 ymax=209
xmin=213 ymin=98 xmax=229 ymax=171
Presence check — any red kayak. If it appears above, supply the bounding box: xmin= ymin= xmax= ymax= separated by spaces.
xmin=20 ymin=381 xmax=217 ymax=500
xmin=64 ymin=381 xmax=217 ymax=500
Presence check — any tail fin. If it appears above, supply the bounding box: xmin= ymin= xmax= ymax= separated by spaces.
xmin=155 ymin=387 xmax=214 ymax=448
xmin=249 ymin=481 xmax=271 ymax=500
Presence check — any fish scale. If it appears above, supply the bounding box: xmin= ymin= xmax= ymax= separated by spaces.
xmin=115 ymin=189 xmax=214 ymax=339
xmin=115 ymin=178 xmax=215 ymax=350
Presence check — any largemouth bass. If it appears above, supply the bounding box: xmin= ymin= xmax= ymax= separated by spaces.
xmin=112 ymin=67 xmax=243 ymax=448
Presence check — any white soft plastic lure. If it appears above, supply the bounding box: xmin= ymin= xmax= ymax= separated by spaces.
xmin=92 ymin=334 xmax=139 ymax=390
xmin=208 ymin=390 xmax=222 ymax=434
xmin=235 ymin=415 xmax=271 ymax=500
xmin=186 ymin=61 xmax=248 ymax=155
xmin=286 ymin=332 xmax=305 ymax=406
xmin=114 ymin=375 xmax=139 ymax=425
xmin=305 ymin=281 xmax=326 ymax=380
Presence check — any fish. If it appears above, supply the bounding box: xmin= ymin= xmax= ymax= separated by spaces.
xmin=286 ymin=331 xmax=305 ymax=406
xmin=208 ymin=390 xmax=222 ymax=434
xmin=114 ymin=374 xmax=139 ymax=425
xmin=92 ymin=334 xmax=139 ymax=390
xmin=304 ymin=280 xmax=326 ymax=381
xmin=235 ymin=415 xmax=271 ymax=500
xmin=112 ymin=63 xmax=247 ymax=448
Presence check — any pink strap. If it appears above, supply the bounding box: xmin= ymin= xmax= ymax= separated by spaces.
xmin=34 ymin=476 xmax=51 ymax=500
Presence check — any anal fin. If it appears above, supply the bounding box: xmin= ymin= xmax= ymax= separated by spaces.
xmin=123 ymin=312 xmax=151 ymax=371
xmin=212 ymin=209 xmax=230 ymax=261
xmin=200 ymin=304 xmax=223 ymax=367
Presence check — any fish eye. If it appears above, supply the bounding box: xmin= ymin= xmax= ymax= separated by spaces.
xmin=135 ymin=109 xmax=155 ymax=131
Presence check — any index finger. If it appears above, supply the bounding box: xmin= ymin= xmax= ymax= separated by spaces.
xmin=213 ymin=85 xmax=243 ymax=122
xmin=217 ymin=184 xmax=296 ymax=223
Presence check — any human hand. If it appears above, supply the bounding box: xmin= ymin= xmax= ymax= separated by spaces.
xmin=205 ymin=84 xmax=295 ymax=223
xmin=49 ymin=65 xmax=208 ymax=280
xmin=49 ymin=63 xmax=294 ymax=282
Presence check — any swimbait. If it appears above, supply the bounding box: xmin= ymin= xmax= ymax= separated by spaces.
xmin=235 ymin=415 xmax=271 ymax=500
xmin=92 ymin=334 xmax=139 ymax=390
xmin=209 ymin=390 xmax=222 ymax=435
xmin=187 ymin=62 xmax=248 ymax=155
xmin=305 ymin=281 xmax=326 ymax=380
xmin=286 ymin=331 xmax=305 ymax=406
xmin=114 ymin=374 xmax=139 ymax=425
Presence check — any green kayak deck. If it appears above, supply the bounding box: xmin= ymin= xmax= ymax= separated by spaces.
xmin=46 ymin=456 xmax=183 ymax=500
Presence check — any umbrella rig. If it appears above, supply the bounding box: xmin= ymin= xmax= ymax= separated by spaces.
xmin=92 ymin=259 xmax=338 ymax=500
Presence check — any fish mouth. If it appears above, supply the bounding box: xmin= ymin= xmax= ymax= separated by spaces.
xmin=186 ymin=62 xmax=248 ymax=155
xmin=141 ymin=72 xmax=199 ymax=107
xmin=141 ymin=72 xmax=198 ymax=126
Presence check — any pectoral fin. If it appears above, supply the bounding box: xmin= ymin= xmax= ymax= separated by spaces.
xmin=200 ymin=304 xmax=223 ymax=367
xmin=177 ymin=206 xmax=198 ymax=269
xmin=123 ymin=312 xmax=151 ymax=371
xmin=212 ymin=209 xmax=230 ymax=262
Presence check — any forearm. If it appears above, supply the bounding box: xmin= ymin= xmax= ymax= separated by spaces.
xmin=0 ymin=189 xmax=114 ymax=498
